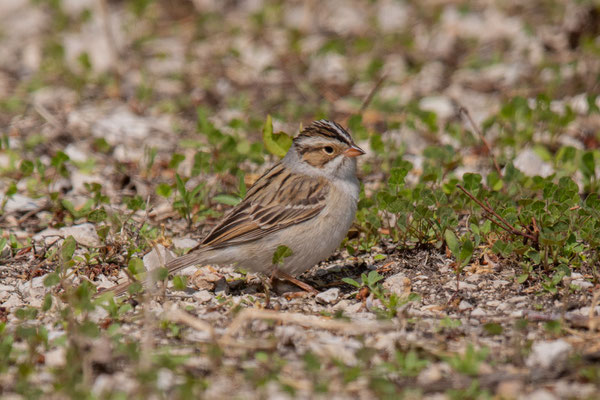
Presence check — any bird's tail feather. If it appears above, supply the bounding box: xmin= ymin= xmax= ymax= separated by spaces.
xmin=99 ymin=251 xmax=202 ymax=297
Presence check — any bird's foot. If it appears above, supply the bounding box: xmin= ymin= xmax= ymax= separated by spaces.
xmin=271 ymin=269 xmax=318 ymax=294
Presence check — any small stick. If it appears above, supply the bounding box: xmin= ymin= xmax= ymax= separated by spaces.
xmin=359 ymin=74 xmax=386 ymax=115
xmin=97 ymin=0 xmax=123 ymax=84
xmin=459 ymin=106 xmax=503 ymax=178
xmin=457 ymin=184 xmax=538 ymax=243
xmin=33 ymin=101 xmax=61 ymax=129
xmin=165 ymin=303 xmax=216 ymax=340
xmin=222 ymin=308 xmax=397 ymax=344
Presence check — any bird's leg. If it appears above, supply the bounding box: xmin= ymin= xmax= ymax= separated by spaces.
xmin=272 ymin=269 xmax=318 ymax=294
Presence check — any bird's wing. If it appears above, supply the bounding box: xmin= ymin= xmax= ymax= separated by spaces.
xmin=200 ymin=163 xmax=329 ymax=249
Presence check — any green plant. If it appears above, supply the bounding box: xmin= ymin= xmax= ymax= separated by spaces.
xmin=343 ymin=271 xmax=420 ymax=319
xmin=445 ymin=344 xmax=489 ymax=376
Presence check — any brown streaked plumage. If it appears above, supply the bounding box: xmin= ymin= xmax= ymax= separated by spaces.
xmin=103 ymin=120 xmax=365 ymax=296
xmin=198 ymin=164 xmax=329 ymax=249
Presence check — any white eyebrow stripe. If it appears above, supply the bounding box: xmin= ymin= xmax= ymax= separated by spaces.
xmin=314 ymin=120 xmax=353 ymax=144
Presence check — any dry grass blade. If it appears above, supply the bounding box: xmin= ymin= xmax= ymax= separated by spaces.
xmin=359 ymin=74 xmax=386 ymax=115
xmin=459 ymin=106 xmax=502 ymax=178
xmin=222 ymin=308 xmax=397 ymax=343
xmin=457 ymin=184 xmax=538 ymax=243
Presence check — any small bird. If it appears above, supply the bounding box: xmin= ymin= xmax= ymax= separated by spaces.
xmin=107 ymin=120 xmax=365 ymax=296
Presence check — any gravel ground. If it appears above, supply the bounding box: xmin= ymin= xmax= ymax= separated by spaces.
xmin=1 ymin=0 xmax=599 ymax=398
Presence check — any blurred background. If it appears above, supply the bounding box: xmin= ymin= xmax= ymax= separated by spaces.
xmin=0 ymin=0 xmax=599 ymax=222
xmin=2 ymin=0 xmax=598 ymax=143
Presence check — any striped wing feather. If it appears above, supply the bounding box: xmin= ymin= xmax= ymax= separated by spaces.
xmin=199 ymin=164 xmax=329 ymax=249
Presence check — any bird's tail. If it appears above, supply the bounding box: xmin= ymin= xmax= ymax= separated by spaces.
xmin=98 ymin=251 xmax=203 ymax=297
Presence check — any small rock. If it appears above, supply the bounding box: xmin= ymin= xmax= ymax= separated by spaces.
xmin=143 ymin=245 xmax=177 ymax=271
xmin=445 ymin=281 xmax=477 ymax=291
xmin=571 ymin=279 xmax=593 ymax=289
xmin=526 ymin=340 xmax=572 ymax=374
xmin=417 ymin=363 xmax=443 ymax=385
xmin=192 ymin=290 xmax=212 ymax=303
xmin=492 ymin=279 xmax=510 ymax=288
xmin=34 ymin=223 xmax=101 ymax=247
xmin=471 ymin=307 xmax=487 ymax=317
xmin=44 ymin=347 xmax=66 ymax=367
xmin=316 ymin=288 xmax=340 ymax=305
xmin=2 ymin=293 xmax=23 ymax=309
xmin=382 ymin=273 xmax=411 ymax=297
xmin=513 ymin=149 xmax=554 ymax=177
xmin=459 ymin=300 xmax=473 ymax=311
xmin=419 ymin=96 xmax=455 ymax=120
xmin=91 ymin=107 xmax=154 ymax=144
xmin=377 ymin=0 xmax=409 ymax=32
xmin=64 ymin=143 xmax=88 ymax=163
xmin=510 ymin=310 xmax=523 ymax=317
xmin=465 ymin=274 xmax=481 ymax=283
xmin=345 ymin=302 xmax=364 ymax=314
xmin=332 ymin=299 xmax=350 ymax=311
xmin=172 ymin=238 xmax=199 ymax=250
xmin=191 ymin=270 xmax=223 ymax=291
xmin=508 ymin=296 xmax=528 ymax=304
xmin=496 ymin=380 xmax=524 ymax=399
xmin=525 ymin=389 xmax=558 ymax=400
xmin=1 ymin=194 xmax=43 ymax=213
xmin=554 ymin=380 xmax=597 ymax=399
xmin=156 ymin=368 xmax=174 ymax=391
xmin=308 ymin=54 xmax=348 ymax=85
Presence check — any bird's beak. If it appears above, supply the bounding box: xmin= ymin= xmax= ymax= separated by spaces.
xmin=344 ymin=145 xmax=366 ymax=158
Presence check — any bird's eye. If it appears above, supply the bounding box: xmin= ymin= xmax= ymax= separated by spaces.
xmin=323 ymin=146 xmax=334 ymax=154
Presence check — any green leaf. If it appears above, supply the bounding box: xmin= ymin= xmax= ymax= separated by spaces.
xmin=486 ymin=171 xmax=503 ymax=191
xmin=444 ymin=229 xmax=460 ymax=255
xmin=516 ymin=274 xmax=529 ymax=284
xmin=61 ymin=236 xmax=76 ymax=262
xmin=128 ymin=281 xmax=143 ymax=294
xmin=15 ymin=307 xmax=38 ymax=320
xmin=370 ymin=133 xmax=385 ymax=154
xmin=212 ymin=194 xmax=242 ymax=206
xmin=341 ymin=277 xmax=361 ymax=288
xmin=272 ymin=245 xmax=293 ymax=265
xmin=43 ymin=273 xmax=60 ymax=287
xmin=175 ymin=174 xmax=187 ymax=198
xmin=87 ymin=208 xmax=107 ymax=222
xmin=128 ymin=257 xmax=144 ymax=275
xmin=525 ymin=249 xmax=541 ymax=264
xmin=172 ymin=275 xmax=187 ymax=291
xmin=42 ymin=293 xmax=53 ymax=311
xmin=483 ymin=322 xmax=503 ymax=335
xmin=459 ymin=238 xmax=474 ymax=266
xmin=19 ymin=160 xmax=34 ymax=176
xmin=462 ymin=173 xmax=482 ymax=192
xmin=262 ymin=115 xmax=292 ymax=158
xmin=5 ymin=182 xmax=17 ymax=196
xmin=366 ymin=270 xmax=384 ymax=286
xmin=154 ymin=267 xmax=169 ymax=281
xmin=156 ymin=183 xmax=173 ymax=198
xmin=581 ymin=151 xmax=596 ymax=179
xmin=168 ymin=153 xmax=185 ymax=169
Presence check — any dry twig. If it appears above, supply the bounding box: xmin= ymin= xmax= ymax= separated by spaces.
xmin=457 ymin=184 xmax=538 ymax=243
xmin=459 ymin=106 xmax=503 ymax=178
xmin=222 ymin=308 xmax=398 ymax=344
xmin=359 ymin=74 xmax=386 ymax=115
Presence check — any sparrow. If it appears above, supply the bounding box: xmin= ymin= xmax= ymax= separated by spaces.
xmin=107 ymin=120 xmax=365 ymax=296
